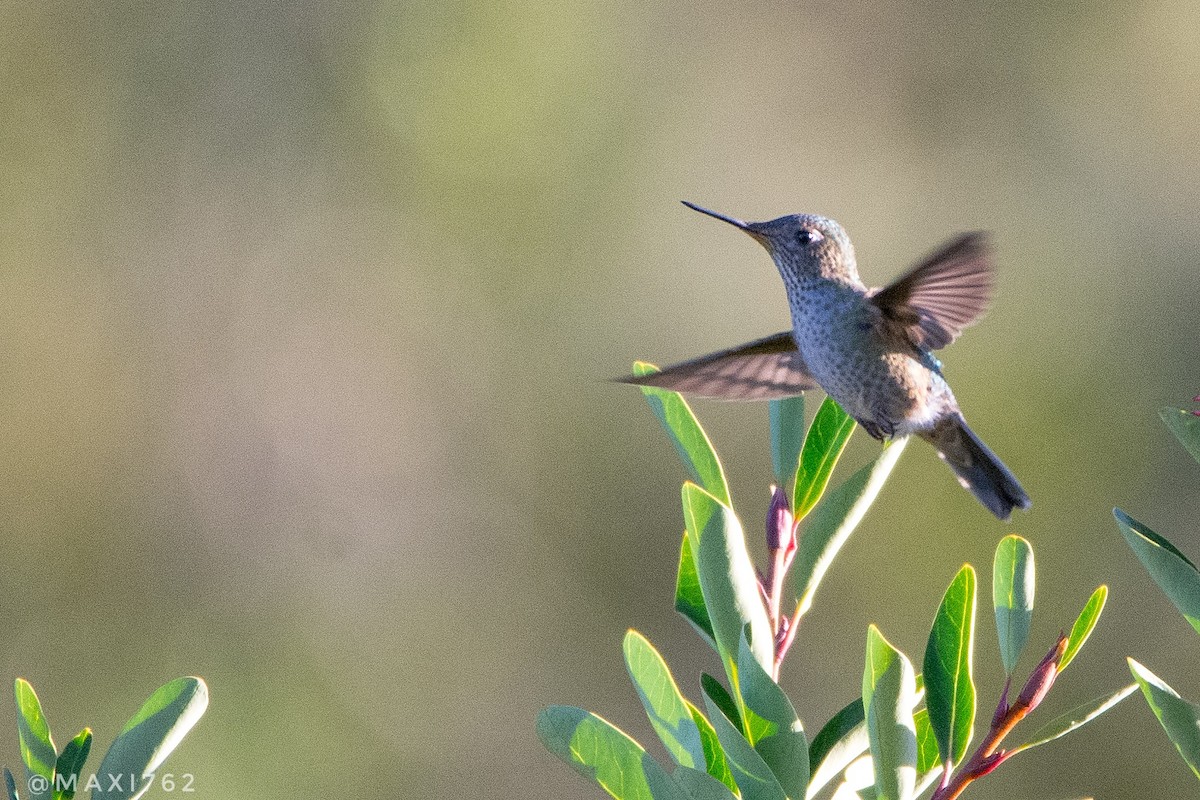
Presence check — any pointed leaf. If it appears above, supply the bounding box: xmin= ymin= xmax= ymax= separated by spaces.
xmin=624 ymin=631 xmax=708 ymax=770
xmin=634 ymin=362 xmax=730 ymax=507
xmin=1011 ymin=684 xmax=1137 ymax=754
xmin=1161 ymin=406 xmax=1200 ymax=464
xmin=537 ymin=706 xmax=679 ymax=800
xmin=771 ymin=396 xmax=806 ymax=488
xmin=676 ymin=533 xmax=717 ymax=648
xmin=736 ymin=630 xmax=808 ymax=796
xmin=702 ymin=696 xmax=787 ymax=800
xmin=1128 ymin=659 xmax=1200 ymax=779
xmin=992 ymin=534 xmax=1034 ymax=675
xmin=792 ymin=439 xmax=907 ymax=619
xmin=792 ymin=397 xmax=857 ymax=520
xmin=1116 ymin=508 xmax=1200 ymax=635
xmin=923 ymin=565 xmax=977 ymax=767
xmin=672 ymin=767 xmax=739 ymax=800
xmin=15 ymin=680 xmax=54 ymax=800
xmin=52 ymin=728 xmax=91 ymax=800
xmin=92 ymin=677 xmax=208 ymax=800
xmin=808 ymin=700 xmax=866 ymax=798
xmin=4 ymin=768 xmax=17 ymax=800
xmin=701 ymin=674 xmax=743 ymax=736
xmin=1060 ymin=585 xmax=1106 ymax=672
xmin=685 ymin=700 xmax=738 ymax=794
xmin=682 ymin=484 xmax=773 ymax=683
xmin=863 ymin=626 xmax=918 ymax=800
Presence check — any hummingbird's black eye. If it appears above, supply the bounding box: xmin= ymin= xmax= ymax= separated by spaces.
xmin=796 ymin=228 xmax=824 ymax=246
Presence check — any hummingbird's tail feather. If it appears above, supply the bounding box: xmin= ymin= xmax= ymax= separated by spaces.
xmin=918 ymin=413 xmax=1031 ymax=521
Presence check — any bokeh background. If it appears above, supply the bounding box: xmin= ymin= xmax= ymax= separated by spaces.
xmin=0 ymin=1 xmax=1197 ymax=797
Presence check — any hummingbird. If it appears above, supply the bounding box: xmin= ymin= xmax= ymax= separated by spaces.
xmin=623 ymin=201 xmax=1030 ymax=521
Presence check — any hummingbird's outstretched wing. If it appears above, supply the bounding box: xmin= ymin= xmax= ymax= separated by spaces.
xmin=869 ymin=232 xmax=994 ymax=351
xmin=619 ymin=331 xmax=818 ymax=400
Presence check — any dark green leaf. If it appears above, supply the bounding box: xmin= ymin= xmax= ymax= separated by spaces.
xmin=1161 ymin=406 xmax=1200 ymax=464
xmin=863 ymin=626 xmax=918 ymax=800
xmin=1116 ymin=508 xmax=1200 ymax=635
xmin=792 ymin=397 xmax=856 ymax=521
xmin=1012 ymin=684 xmax=1137 ymax=754
xmin=624 ymin=631 xmax=708 ymax=770
xmin=792 ymin=440 xmax=907 ymax=619
xmin=15 ymin=679 xmax=54 ymax=800
xmin=736 ymin=629 xmax=808 ymax=796
xmin=992 ymin=535 xmax=1035 ymax=675
xmin=634 ymin=362 xmax=730 ymax=507
xmin=538 ymin=706 xmax=693 ymax=800
xmin=923 ymin=565 xmax=977 ymax=767
xmin=675 ymin=533 xmax=716 ymax=648
xmin=682 ymin=484 xmax=773 ymax=683
xmin=4 ymin=768 xmax=17 ymax=800
xmin=702 ymin=695 xmax=787 ymax=800
xmin=92 ymin=677 xmax=208 ymax=800
xmin=671 ymin=767 xmax=738 ymax=800
xmin=912 ymin=708 xmax=940 ymax=775
xmin=685 ymin=700 xmax=738 ymax=794
xmin=770 ymin=396 xmax=806 ymax=489
xmin=52 ymin=728 xmax=91 ymax=800
xmin=1128 ymin=659 xmax=1200 ymax=780
xmin=1060 ymin=585 xmax=1106 ymax=672
xmin=701 ymin=675 xmax=743 ymax=741
xmin=808 ymin=699 xmax=866 ymax=796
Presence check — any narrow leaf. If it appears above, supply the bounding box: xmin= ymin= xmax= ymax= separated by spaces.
xmin=676 ymin=533 xmax=716 ymax=648
xmin=14 ymin=679 xmax=54 ymax=800
xmin=682 ymin=484 xmax=773 ymax=683
xmin=624 ymin=631 xmax=708 ymax=770
xmin=863 ymin=626 xmax=918 ymax=800
xmin=1116 ymin=508 xmax=1200 ymax=635
xmin=52 ymin=727 xmax=91 ymax=800
xmin=702 ymin=695 xmax=788 ymax=800
xmin=771 ymin=396 xmax=806 ymax=488
xmin=685 ymin=700 xmax=738 ymax=794
xmin=92 ymin=677 xmax=208 ymax=800
xmin=4 ymin=768 xmax=17 ymax=800
xmin=1011 ymin=684 xmax=1137 ymax=754
xmin=701 ymin=674 xmax=743 ymax=736
xmin=634 ymin=362 xmax=730 ymax=507
xmin=537 ymin=706 xmax=683 ymax=800
xmin=1161 ymin=406 xmax=1200 ymax=464
xmin=992 ymin=534 xmax=1035 ymax=675
xmin=736 ymin=629 xmax=808 ymax=796
xmin=792 ymin=397 xmax=856 ymax=520
xmin=807 ymin=700 xmax=866 ymax=798
xmin=923 ymin=565 xmax=977 ymax=767
xmin=1060 ymin=585 xmax=1106 ymax=672
xmin=1128 ymin=659 xmax=1200 ymax=780
xmin=792 ymin=439 xmax=907 ymax=619
xmin=672 ymin=767 xmax=739 ymax=800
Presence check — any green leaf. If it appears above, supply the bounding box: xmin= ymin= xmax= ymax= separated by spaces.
xmin=808 ymin=699 xmax=866 ymax=797
xmin=770 ymin=396 xmax=806 ymax=489
xmin=1060 ymin=585 xmax=1107 ymax=672
xmin=992 ymin=535 xmax=1035 ymax=675
xmin=624 ymin=631 xmax=708 ymax=770
xmin=682 ymin=483 xmax=773 ymax=685
xmin=863 ymin=626 xmax=918 ymax=800
xmin=701 ymin=674 xmax=743 ymax=737
xmin=1116 ymin=508 xmax=1200 ymax=635
xmin=675 ymin=533 xmax=717 ymax=648
xmin=672 ymin=767 xmax=739 ymax=800
xmin=634 ymin=362 xmax=730 ymax=507
xmin=1161 ymin=406 xmax=1200 ymax=464
xmin=912 ymin=708 xmax=940 ymax=775
xmin=538 ymin=706 xmax=682 ymax=800
xmin=702 ymin=696 xmax=787 ymax=800
xmin=684 ymin=700 xmax=738 ymax=794
xmin=4 ymin=768 xmax=17 ymax=800
xmin=1011 ymin=684 xmax=1137 ymax=755
xmin=792 ymin=397 xmax=856 ymax=521
xmin=736 ymin=629 xmax=808 ymax=797
xmin=923 ymin=565 xmax=977 ymax=767
xmin=792 ymin=439 xmax=907 ymax=620
xmin=52 ymin=728 xmax=91 ymax=800
xmin=15 ymin=679 xmax=55 ymax=800
xmin=1128 ymin=659 xmax=1200 ymax=780
xmin=92 ymin=677 xmax=208 ymax=800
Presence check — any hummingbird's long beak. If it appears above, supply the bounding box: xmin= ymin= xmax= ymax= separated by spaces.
xmin=681 ymin=201 xmax=770 ymax=248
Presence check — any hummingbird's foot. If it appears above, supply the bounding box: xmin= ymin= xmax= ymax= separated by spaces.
xmin=857 ymin=418 xmax=892 ymax=441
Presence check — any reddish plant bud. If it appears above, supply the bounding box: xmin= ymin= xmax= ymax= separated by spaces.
xmin=975 ymin=750 xmax=1010 ymax=778
xmin=1016 ymin=634 xmax=1068 ymax=711
xmin=766 ymin=485 xmax=795 ymax=553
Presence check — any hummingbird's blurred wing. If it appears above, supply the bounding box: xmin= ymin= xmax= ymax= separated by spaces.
xmin=619 ymin=332 xmax=818 ymax=400
xmin=869 ymin=232 xmax=994 ymax=351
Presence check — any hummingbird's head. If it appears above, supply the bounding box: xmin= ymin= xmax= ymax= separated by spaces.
xmin=681 ymin=201 xmax=858 ymax=287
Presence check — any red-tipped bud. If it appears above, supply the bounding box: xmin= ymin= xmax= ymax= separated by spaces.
xmin=1016 ymin=634 xmax=1068 ymax=711
xmin=766 ymin=485 xmax=795 ymax=553
xmin=975 ymin=750 xmax=1011 ymax=778
xmin=991 ymin=678 xmax=1012 ymax=728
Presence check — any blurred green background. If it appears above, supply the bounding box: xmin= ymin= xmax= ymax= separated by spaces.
xmin=0 ymin=1 xmax=1197 ymax=797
